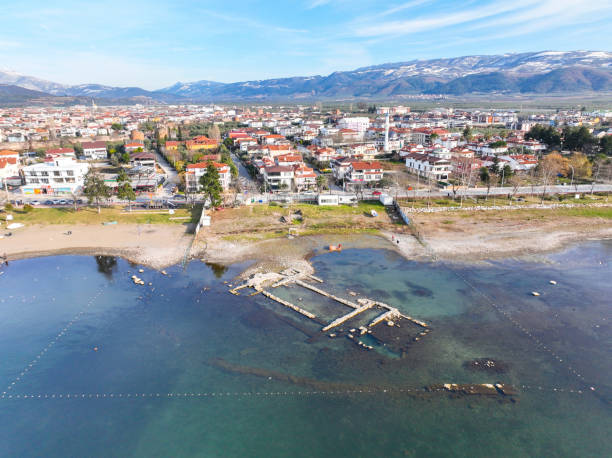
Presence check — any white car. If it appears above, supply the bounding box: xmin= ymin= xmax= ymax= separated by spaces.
xmin=30 ymin=200 xmax=40 ymax=205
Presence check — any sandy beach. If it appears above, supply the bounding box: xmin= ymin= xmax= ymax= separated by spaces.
xmin=2 ymin=208 xmax=611 ymax=271
xmin=1 ymin=223 xmax=193 ymax=269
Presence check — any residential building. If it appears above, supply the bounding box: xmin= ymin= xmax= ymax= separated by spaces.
xmin=185 ymin=161 xmax=231 ymax=193
xmin=81 ymin=141 xmax=108 ymax=160
xmin=345 ymin=161 xmax=383 ymax=186
xmin=263 ymin=165 xmax=294 ymax=191
xmin=22 ymin=157 xmax=89 ymax=195
xmin=338 ymin=117 xmax=370 ymax=133
xmin=405 ymin=153 xmax=452 ymax=181
xmin=186 ymin=136 xmax=218 ymax=151
xmin=130 ymin=151 xmax=156 ymax=169
xmin=125 ymin=142 xmax=145 ymax=153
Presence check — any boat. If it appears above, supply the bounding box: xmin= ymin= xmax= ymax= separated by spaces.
xmin=329 ymin=244 xmax=342 ymax=252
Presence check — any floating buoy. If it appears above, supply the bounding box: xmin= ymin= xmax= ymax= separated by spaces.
xmin=93 ymin=347 xmax=98 ymax=352
xmin=549 ymin=280 xmax=557 ymax=285
xmin=138 ymin=269 xmax=144 ymax=273
xmin=161 ymin=270 xmax=167 ymax=275
xmin=387 ymin=321 xmax=395 ymax=326
xmin=532 ymin=291 xmax=541 ymax=296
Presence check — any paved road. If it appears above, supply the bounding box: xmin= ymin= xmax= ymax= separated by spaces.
xmin=152 ymin=145 xmax=179 ymax=197
xmin=391 ymin=183 xmax=612 ymax=199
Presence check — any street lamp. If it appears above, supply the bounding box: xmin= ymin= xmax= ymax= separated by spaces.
xmin=569 ymin=164 xmax=575 ymax=190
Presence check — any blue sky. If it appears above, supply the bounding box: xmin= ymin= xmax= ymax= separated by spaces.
xmin=1 ymin=0 xmax=611 ymax=89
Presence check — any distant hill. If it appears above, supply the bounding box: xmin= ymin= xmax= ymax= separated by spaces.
xmin=1 ymin=51 xmax=612 ymax=104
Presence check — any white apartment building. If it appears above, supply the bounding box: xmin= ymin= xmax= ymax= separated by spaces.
xmin=338 ymin=117 xmax=370 ymax=133
xmin=22 ymin=157 xmax=89 ymax=195
xmin=345 ymin=161 xmax=383 ymax=186
xmin=263 ymin=165 xmax=294 ymax=191
xmin=405 ymin=153 xmax=452 ymax=181
xmin=81 ymin=141 xmax=108 ymax=160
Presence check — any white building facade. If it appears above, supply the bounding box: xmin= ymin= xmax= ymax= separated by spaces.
xmin=22 ymin=157 xmax=89 ymax=195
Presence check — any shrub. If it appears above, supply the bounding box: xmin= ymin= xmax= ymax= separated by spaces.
xmin=23 ymin=204 xmax=33 ymax=213
xmin=4 ymin=203 xmax=14 ymax=211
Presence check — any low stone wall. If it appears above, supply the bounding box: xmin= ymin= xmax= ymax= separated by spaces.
xmin=398 ymin=202 xmax=612 ymax=214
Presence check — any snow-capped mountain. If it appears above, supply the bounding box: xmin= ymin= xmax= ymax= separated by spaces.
xmin=0 ymin=69 xmax=69 ymax=94
xmin=1 ymin=51 xmax=612 ymax=104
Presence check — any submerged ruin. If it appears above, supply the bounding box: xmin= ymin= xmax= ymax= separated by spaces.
xmin=229 ymin=268 xmax=431 ymax=356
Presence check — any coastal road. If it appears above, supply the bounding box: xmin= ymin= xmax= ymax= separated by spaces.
xmin=387 ymin=183 xmax=612 ymax=199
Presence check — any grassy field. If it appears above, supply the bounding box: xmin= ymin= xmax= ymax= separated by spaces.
xmin=214 ymin=201 xmax=399 ymax=242
xmin=3 ymin=206 xmax=197 ymax=225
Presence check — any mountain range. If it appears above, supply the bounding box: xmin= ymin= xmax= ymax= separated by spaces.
xmin=1 ymin=51 xmax=611 ymax=105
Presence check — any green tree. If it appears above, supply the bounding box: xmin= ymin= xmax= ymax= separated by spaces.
xmin=479 ymin=167 xmax=490 ymax=184
xmin=462 ymin=126 xmax=473 ymax=141
xmin=525 ymin=124 xmax=561 ymax=148
xmin=316 ymin=174 xmax=326 ymax=191
xmin=120 ymin=152 xmax=130 ymax=163
xmin=490 ymin=156 xmax=500 ymax=175
xmin=117 ymin=167 xmax=129 ymax=184
xmin=117 ymin=182 xmax=136 ymax=211
xmin=83 ymin=167 xmax=111 ymax=213
xmin=600 ymin=135 xmax=612 ymax=155
xmin=501 ymin=164 xmax=513 ymax=182
xmin=199 ymin=163 xmax=223 ymax=208
xmin=111 ymin=123 xmax=123 ymax=132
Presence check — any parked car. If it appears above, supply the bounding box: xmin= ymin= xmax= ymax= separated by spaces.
xmin=51 ymin=199 xmax=60 ymax=205
xmin=58 ymin=199 xmax=67 ymax=205
xmin=44 ymin=200 xmax=53 ymax=205
xmin=30 ymin=200 xmax=40 ymax=205
xmin=76 ymin=199 xmax=84 ymax=204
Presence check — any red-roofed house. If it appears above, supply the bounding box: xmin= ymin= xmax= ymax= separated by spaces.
xmin=130 ymin=151 xmax=156 ymax=169
xmin=345 ymin=161 xmax=383 ymax=186
xmin=263 ymin=165 xmax=294 ymax=191
xmin=82 ymin=141 xmax=108 ymax=160
xmin=293 ymin=164 xmax=317 ymax=191
xmin=185 ymin=161 xmax=231 ymax=192
xmin=125 ymin=142 xmax=145 ymax=153
xmin=186 ymin=136 xmax=218 ymax=151
xmin=0 ymin=157 xmax=19 ymax=185
xmin=275 ymin=154 xmax=303 ymax=167
xmin=165 ymin=141 xmax=181 ymax=151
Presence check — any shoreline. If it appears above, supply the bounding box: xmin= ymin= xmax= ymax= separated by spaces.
xmin=2 ymin=217 xmax=611 ymax=272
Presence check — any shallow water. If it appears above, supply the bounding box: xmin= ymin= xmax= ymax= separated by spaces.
xmin=0 ymin=241 xmax=610 ymax=457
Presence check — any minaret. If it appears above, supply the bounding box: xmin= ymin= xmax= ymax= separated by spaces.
xmin=384 ymin=111 xmax=390 ymax=153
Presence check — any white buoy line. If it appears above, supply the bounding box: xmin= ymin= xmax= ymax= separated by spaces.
xmin=2 ymin=285 xmax=108 ymax=396
xmin=445 ymin=266 xmax=593 ymax=389
xmin=0 ymin=384 xmax=586 ymax=401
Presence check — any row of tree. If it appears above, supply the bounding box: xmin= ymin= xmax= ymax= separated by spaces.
xmin=526 ymin=124 xmax=611 ymax=155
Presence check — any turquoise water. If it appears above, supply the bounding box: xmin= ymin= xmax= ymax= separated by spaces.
xmin=0 ymin=242 xmax=610 ymax=457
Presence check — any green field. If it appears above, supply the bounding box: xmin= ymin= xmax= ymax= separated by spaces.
xmin=2 ymin=206 xmax=197 ymax=225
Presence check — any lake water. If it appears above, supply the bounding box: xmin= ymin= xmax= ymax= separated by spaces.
xmin=0 ymin=241 xmax=610 ymax=457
